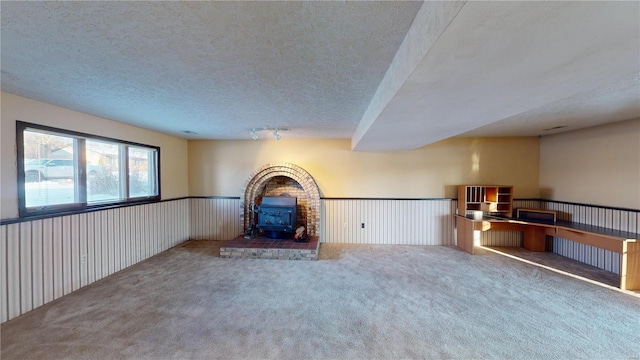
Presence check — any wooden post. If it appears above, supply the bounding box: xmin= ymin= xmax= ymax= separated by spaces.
xmin=523 ymin=225 xmax=547 ymax=252
xmin=620 ymin=241 xmax=640 ymax=291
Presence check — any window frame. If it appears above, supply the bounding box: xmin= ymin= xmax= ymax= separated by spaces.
xmin=16 ymin=121 xmax=161 ymax=218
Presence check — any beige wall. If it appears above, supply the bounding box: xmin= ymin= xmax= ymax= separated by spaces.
xmin=188 ymin=137 xmax=540 ymax=199
xmin=1 ymin=92 xmax=189 ymax=219
xmin=540 ymin=118 xmax=640 ymax=209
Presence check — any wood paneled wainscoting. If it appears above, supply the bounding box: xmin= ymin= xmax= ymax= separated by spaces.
xmin=322 ymin=198 xmax=457 ymax=245
xmin=187 ymin=197 xmax=458 ymax=245
xmin=189 ymin=197 xmax=241 ymax=241
xmin=0 ymin=199 xmax=190 ymax=323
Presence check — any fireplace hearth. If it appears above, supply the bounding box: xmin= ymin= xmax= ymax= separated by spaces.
xmin=221 ymin=235 xmax=319 ymax=260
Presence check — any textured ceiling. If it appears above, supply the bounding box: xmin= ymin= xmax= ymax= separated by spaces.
xmin=1 ymin=1 xmax=422 ymax=140
xmin=2 ymin=1 xmax=639 ymax=150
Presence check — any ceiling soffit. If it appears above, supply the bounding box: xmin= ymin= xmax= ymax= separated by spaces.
xmin=352 ymin=1 xmax=640 ymax=151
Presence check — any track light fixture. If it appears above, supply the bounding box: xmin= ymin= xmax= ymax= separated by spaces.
xmin=248 ymin=127 xmax=289 ymax=140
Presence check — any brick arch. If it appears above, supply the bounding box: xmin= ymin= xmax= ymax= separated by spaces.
xmin=240 ymin=163 xmax=321 ymax=236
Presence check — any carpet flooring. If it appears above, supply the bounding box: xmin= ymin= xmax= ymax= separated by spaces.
xmin=2 ymin=241 xmax=639 ymax=359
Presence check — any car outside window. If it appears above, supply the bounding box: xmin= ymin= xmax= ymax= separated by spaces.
xmin=17 ymin=121 xmax=160 ymax=217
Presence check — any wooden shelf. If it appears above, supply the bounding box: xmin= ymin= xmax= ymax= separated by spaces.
xmin=485 ymin=187 xmax=497 ymax=202
xmin=458 ymin=185 xmax=513 ymax=217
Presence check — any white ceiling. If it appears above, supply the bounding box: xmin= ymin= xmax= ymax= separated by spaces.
xmin=1 ymin=1 xmax=639 ymax=151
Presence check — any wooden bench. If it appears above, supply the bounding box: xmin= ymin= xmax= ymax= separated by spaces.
xmin=456 ymin=215 xmax=640 ymax=291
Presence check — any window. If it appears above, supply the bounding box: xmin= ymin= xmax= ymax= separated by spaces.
xmin=17 ymin=121 xmax=160 ymax=217
xmin=128 ymin=146 xmax=157 ymax=198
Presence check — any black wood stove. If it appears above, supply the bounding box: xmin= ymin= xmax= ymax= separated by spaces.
xmin=257 ymin=196 xmax=297 ymax=239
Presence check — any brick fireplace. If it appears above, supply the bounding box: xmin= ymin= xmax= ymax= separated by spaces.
xmin=240 ymin=162 xmax=321 ymax=238
xmin=221 ymin=163 xmax=321 ymax=260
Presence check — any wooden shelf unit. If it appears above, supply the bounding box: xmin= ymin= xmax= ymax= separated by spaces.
xmin=458 ymin=185 xmax=513 ymax=217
